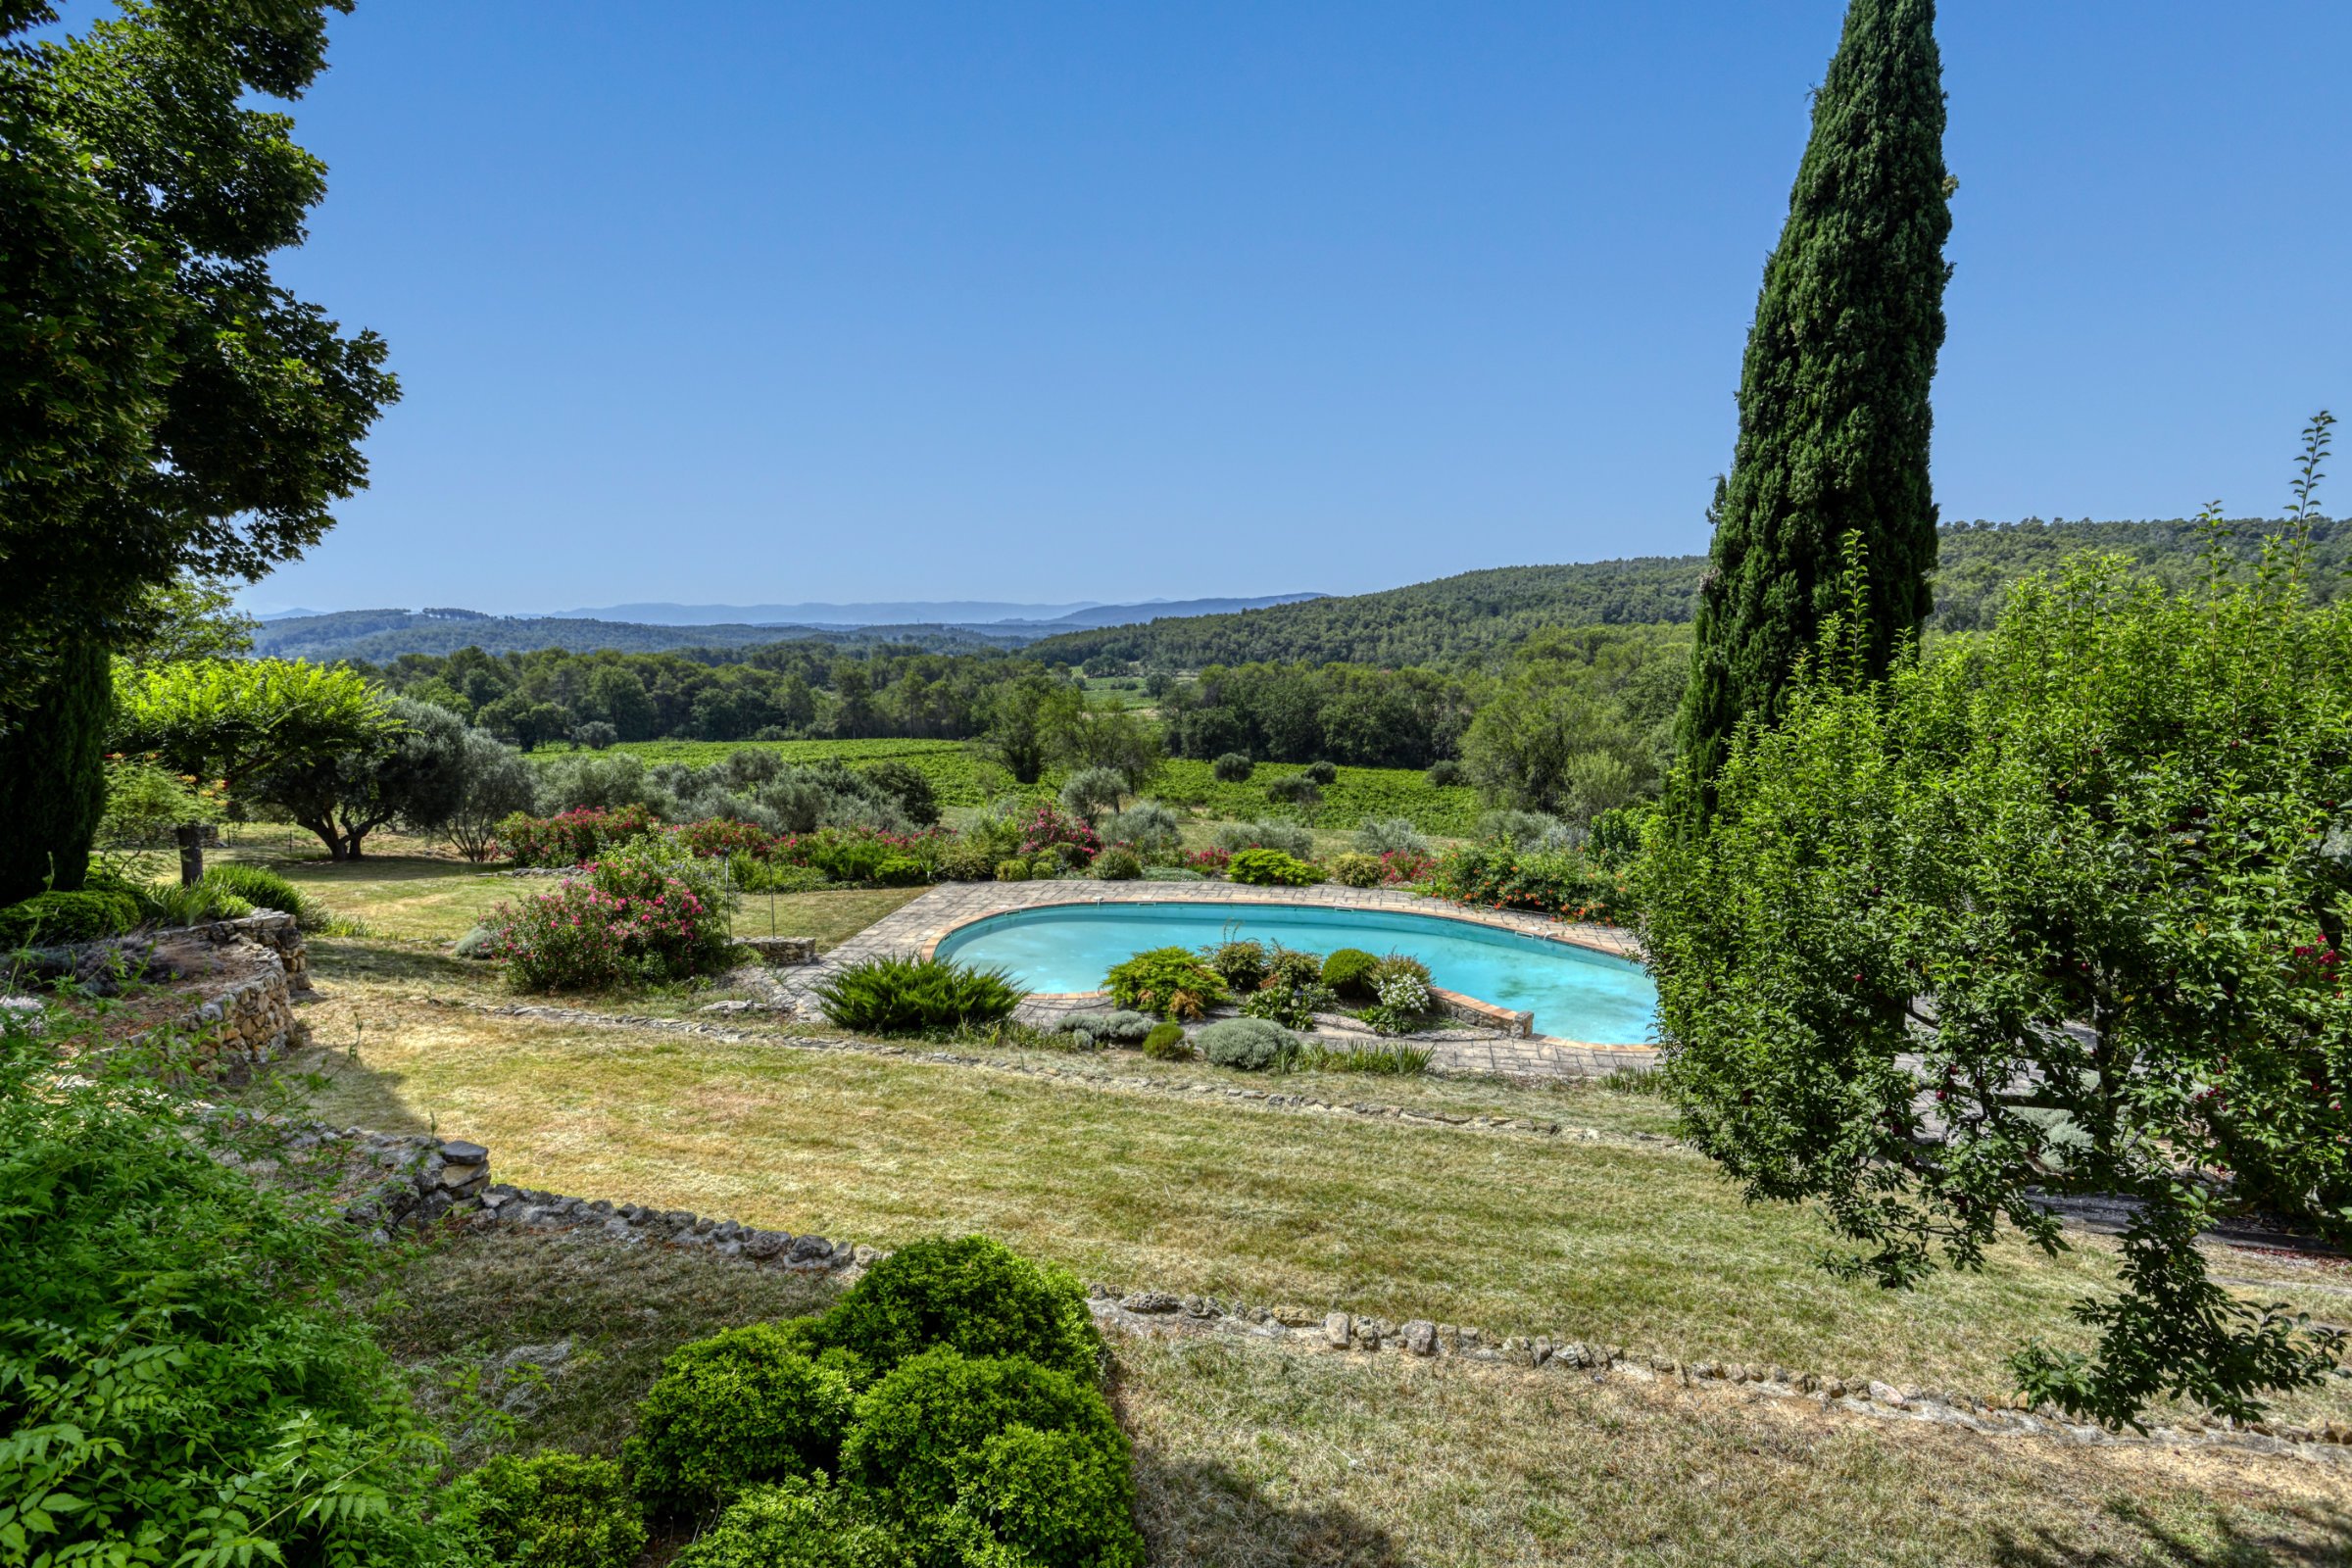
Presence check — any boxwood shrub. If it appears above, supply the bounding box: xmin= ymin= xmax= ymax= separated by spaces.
xmin=1319 ymin=947 xmax=1381 ymax=998
xmin=839 ymin=1348 xmax=1144 ymax=1568
xmin=1142 ymin=1021 xmax=1193 ymax=1060
xmin=621 ymin=1320 xmax=867 ymax=1514
xmin=807 ymin=1236 xmax=1100 ymax=1383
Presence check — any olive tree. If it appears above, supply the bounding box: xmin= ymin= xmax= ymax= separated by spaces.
xmin=249 ymin=698 xmax=473 ymax=860
xmin=1640 ymin=526 xmax=2350 ymax=1429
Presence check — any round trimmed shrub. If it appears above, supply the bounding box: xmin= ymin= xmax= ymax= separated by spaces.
xmin=808 ymin=1236 xmax=1100 ymax=1382
xmin=1211 ymin=752 xmax=1254 ymax=783
xmin=1227 ymin=848 xmax=1322 ymax=887
xmin=453 ymin=924 xmax=499 ymax=958
xmin=932 ymin=839 xmax=997 ymax=881
xmin=840 ymin=1348 xmax=1143 ymax=1568
xmin=461 ymin=1449 xmax=647 ymax=1568
xmin=1320 ymin=948 xmax=1381 ymax=998
xmin=1425 ymin=759 xmax=1467 ymax=787
xmin=0 ymin=888 xmax=139 ymax=949
xmin=1198 ymin=1016 xmax=1298 ymax=1072
xmin=667 ymin=1478 xmax=910 ymax=1568
xmin=1327 ymin=852 xmax=1386 ymax=888
xmin=995 ymin=858 xmax=1032 ymax=882
xmin=1141 ymin=1022 xmax=1192 ymax=1060
xmin=621 ymin=1320 xmax=866 ymax=1514
xmin=1302 ymin=760 xmax=1338 ymax=786
xmin=1092 ymin=847 xmax=1143 ymax=881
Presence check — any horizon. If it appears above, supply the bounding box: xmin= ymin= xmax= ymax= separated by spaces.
xmin=211 ymin=1 xmax=2345 ymax=613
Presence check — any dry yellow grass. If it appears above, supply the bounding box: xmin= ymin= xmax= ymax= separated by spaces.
xmin=268 ymin=983 xmax=2352 ymax=1415
xmin=379 ymin=1228 xmax=2352 ymax=1567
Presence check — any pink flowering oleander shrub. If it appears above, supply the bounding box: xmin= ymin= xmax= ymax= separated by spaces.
xmin=1379 ymin=848 xmax=1437 ymax=884
xmin=496 ymin=804 xmax=660 ymax=867
xmin=492 ymin=851 xmax=734 ymax=991
xmin=1014 ymin=802 xmax=1099 ymax=863
xmin=673 ymin=816 xmax=777 ymax=860
xmin=1183 ymin=847 xmax=1231 ymax=876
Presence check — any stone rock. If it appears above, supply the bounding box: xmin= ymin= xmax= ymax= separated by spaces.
xmin=742 ymin=1230 xmax=790 ymax=1260
xmin=740 ymin=935 xmax=817 ymax=966
xmin=1121 ymin=1292 xmax=1182 ymax=1314
xmin=1868 ymin=1381 xmax=1907 ymax=1409
xmin=786 ymin=1234 xmax=833 ymax=1262
xmin=500 ymin=1340 xmax=571 ymax=1374
xmin=1323 ymin=1312 xmax=1352 ymax=1349
xmin=1402 ymin=1320 xmax=1438 ymax=1357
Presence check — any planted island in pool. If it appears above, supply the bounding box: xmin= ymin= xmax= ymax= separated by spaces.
xmin=933 ymin=901 xmax=1656 ymax=1044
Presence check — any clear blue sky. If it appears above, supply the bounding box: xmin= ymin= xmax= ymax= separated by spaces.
xmin=233 ymin=1 xmax=2347 ymax=613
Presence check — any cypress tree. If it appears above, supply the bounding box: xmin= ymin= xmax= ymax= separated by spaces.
xmin=1675 ymin=0 xmax=1952 ymax=794
xmin=0 ymin=644 xmax=112 ymax=902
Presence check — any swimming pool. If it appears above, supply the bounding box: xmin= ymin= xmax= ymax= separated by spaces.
xmin=932 ymin=900 xmax=1657 ymax=1044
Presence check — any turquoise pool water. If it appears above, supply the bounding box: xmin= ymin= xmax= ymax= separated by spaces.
xmin=933 ymin=901 xmax=1658 ymax=1044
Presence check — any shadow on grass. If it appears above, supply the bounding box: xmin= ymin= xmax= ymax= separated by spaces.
xmin=272 ymin=854 xmax=493 ymax=884
xmin=308 ymin=937 xmax=503 ymax=992
xmin=1987 ymin=1497 xmax=2352 ymax=1568
xmin=1131 ymin=1451 xmax=1412 ymax=1568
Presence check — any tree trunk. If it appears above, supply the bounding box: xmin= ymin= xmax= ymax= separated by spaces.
xmin=0 ymin=638 xmax=112 ymax=903
xmin=176 ymin=822 xmax=206 ymax=886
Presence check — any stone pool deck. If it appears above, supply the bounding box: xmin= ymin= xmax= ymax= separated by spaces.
xmin=741 ymin=880 xmax=1658 ymax=1082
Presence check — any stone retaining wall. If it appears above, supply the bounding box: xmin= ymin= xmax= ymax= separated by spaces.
xmin=195 ymin=909 xmax=313 ymax=993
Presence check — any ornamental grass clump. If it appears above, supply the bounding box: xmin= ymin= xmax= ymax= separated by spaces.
xmin=814 ymin=956 xmax=1026 ymax=1036
xmin=1103 ymin=947 xmax=1231 ymax=1020
xmin=490 ymin=840 xmax=735 ymax=992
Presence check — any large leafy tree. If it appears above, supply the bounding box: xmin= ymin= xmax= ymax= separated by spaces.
xmin=113 ymin=658 xmax=396 ymax=877
xmin=1640 ymin=500 xmax=2351 ymax=1427
xmin=0 ymin=1 xmax=396 ymax=900
xmin=1675 ymin=0 xmax=1952 ymax=796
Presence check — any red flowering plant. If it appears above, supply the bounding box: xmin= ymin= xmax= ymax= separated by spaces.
xmin=489 ymin=837 xmax=735 ymax=990
xmin=1377 ymin=848 xmax=1437 ymax=884
xmin=671 ymin=817 xmax=776 ymax=860
xmin=762 ymin=825 xmax=947 ymax=885
xmin=1184 ymin=847 xmax=1232 ymax=876
xmin=495 ymin=804 xmax=660 ymax=867
xmin=1014 ymin=802 xmax=1099 ymax=863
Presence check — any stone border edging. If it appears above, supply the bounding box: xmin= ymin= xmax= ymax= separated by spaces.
xmin=1081 ymin=1286 xmax=2352 ymax=1459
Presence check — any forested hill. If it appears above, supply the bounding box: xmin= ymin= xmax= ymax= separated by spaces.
xmin=251 ymin=610 xmax=1028 ymax=662
xmin=1027 ymin=516 xmax=2347 ymax=667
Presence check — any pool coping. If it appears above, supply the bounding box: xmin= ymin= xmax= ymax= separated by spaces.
xmin=887 ymin=881 xmax=1655 ymax=1059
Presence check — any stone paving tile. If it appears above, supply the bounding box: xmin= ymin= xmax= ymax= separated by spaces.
xmin=757 ymin=880 xmax=1657 ymax=1082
